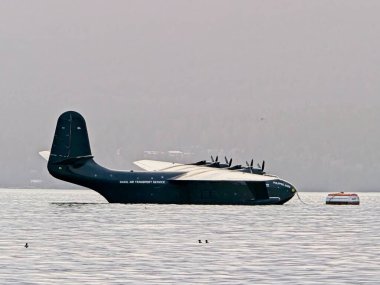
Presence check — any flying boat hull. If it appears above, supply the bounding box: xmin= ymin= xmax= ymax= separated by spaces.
xmin=46 ymin=111 xmax=297 ymax=205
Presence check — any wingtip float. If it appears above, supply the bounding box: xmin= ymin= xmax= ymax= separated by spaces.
xmin=46 ymin=111 xmax=297 ymax=205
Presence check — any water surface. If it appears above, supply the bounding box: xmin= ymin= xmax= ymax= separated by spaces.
xmin=0 ymin=189 xmax=379 ymax=284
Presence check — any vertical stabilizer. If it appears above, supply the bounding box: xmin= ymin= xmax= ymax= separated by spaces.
xmin=49 ymin=111 xmax=92 ymax=164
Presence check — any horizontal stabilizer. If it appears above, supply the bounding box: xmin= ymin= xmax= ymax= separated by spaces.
xmin=39 ymin=150 xmax=50 ymax=161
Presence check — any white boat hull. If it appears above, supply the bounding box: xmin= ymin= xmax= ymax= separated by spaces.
xmin=326 ymin=193 xmax=360 ymax=205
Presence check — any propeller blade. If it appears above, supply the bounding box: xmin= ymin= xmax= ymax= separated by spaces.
xmin=250 ymin=159 xmax=254 ymax=167
xmin=246 ymin=161 xmax=250 ymax=167
xmin=215 ymin=156 xmax=219 ymax=162
xmin=262 ymin=160 xmax=265 ymax=171
xmin=229 ymin=158 xmax=232 ymax=167
xmin=225 ymin=156 xmax=229 ymax=165
xmin=211 ymin=155 xmax=214 ymax=162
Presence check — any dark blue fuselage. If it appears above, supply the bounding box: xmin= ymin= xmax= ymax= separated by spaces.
xmin=47 ymin=111 xmax=297 ymax=205
xmin=48 ymin=158 xmax=296 ymax=205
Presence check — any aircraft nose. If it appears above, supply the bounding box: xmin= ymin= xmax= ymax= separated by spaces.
xmin=287 ymin=183 xmax=297 ymax=193
xmin=280 ymin=181 xmax=297 ymax=201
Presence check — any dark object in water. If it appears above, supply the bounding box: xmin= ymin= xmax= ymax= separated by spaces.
xmin=45 ymin=111 xmax=297 ymax=205
xmin=24 ymin=243 xmax=28 ymax=248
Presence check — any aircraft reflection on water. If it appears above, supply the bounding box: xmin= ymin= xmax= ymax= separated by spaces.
xmin=42 ymin=111 xmax=297 ymax=205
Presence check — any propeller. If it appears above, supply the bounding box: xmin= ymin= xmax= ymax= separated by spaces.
xmin=211 ymin=155 xmax=219 ymax=163
xmin=245 ymin=159 xmax=254 ymax=173
xmin=225 ymin=157 xmax=233 ymax=167
xmin=256 ymin=161 xmax=265 ymax=172
xmin=205 ymin=155 xmax=221 ymax=167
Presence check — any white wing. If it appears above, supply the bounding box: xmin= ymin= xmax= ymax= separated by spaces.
xmin=133 ymin=160 xmax=276 ymax=182
xmin=133 ymin=160 xmax=183 ymax=171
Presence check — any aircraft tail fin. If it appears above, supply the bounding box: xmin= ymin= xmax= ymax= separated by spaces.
xmin=49 ymin=111 xmax=93 ymax=164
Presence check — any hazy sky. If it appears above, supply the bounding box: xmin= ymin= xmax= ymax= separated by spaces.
xmin=1 ymin=1 xmax=380 ymax=191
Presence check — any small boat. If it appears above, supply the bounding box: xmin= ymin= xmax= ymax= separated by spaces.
xmin=326 ymin=192 xmax=360 ymax=205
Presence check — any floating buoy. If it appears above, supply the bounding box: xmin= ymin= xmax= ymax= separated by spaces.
xmin=326 ymin=192 xmax=360 ymax=205
xmin=24 ymin=243 xmax=29 ymax=248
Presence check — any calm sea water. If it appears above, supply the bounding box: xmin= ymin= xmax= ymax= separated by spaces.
xmin=0 ymin=189 xmax=379 ymax=285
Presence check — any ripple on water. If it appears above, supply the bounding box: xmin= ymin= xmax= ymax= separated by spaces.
xmin=0 ymin=189 xmax=379 ymax=285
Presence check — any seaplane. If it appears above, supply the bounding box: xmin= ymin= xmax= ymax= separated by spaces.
xmin=41 ymin=111 xmax=297 ymax=205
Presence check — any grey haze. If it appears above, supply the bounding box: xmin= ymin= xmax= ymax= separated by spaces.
xmin=0 ymin=1 xmax=379 ymax=192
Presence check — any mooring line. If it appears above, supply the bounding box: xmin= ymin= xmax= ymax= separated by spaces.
xmin=296 ymin=191 xmax=308 ymax=205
